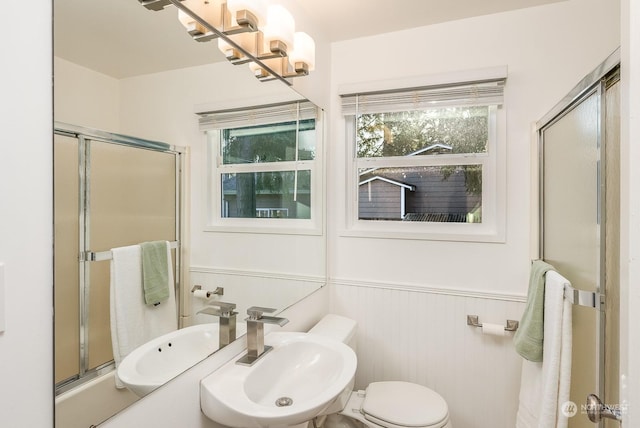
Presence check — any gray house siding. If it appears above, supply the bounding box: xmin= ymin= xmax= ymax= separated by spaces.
xmin=359 ymin=180 xmax=404 ymax=219
xmin=405 ymin=169 xmax=479 ymax=214
xmin=358 ymin=166 xmax=481 ymax=222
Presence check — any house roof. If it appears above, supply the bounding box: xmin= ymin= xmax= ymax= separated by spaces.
xmin=407 ymin=143 xmax=453 ymax=156
xmin=359 ymin=142 xmax=453 ymax=177
xmin=359 ymin=176 xmax=416 ymax=191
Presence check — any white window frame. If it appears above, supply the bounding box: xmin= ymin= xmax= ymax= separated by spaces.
xmin=202 ymin=102 xmax=323 ymax=235
xmin=341 ymin=73 xmax=507 ymax=242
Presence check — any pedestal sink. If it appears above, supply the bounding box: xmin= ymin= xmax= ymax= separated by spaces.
xmin=200 ymin=331 xmax=357 ymax=428
xmin=117 ymin=322 xmax=247 ymax=397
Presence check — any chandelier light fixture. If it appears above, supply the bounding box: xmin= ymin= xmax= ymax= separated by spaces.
xmin=138 ymin=0 xmax=316 ymax=84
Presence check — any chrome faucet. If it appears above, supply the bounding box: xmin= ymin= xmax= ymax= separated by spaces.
xmin=197 ymin=301 xmax=238 ymax=348
xmin=236 ymin=306 xmax=288 ymax=366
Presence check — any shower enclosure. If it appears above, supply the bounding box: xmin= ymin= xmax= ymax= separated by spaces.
xmin=54 ymin=124 xmax=186 ymax=394
xmin=538 ymin=50 xmax=620 ymax=427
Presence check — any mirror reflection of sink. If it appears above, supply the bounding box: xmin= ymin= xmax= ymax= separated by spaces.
xmin=117 ymin=322 xmax=247 ymax=397
xmin=200 ymin=331 xmax=357 ymax=428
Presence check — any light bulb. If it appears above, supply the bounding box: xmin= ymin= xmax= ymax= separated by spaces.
xmin=262 ymin=5 xmax=295 ymax=53
xmin=288 ymin=32 xmax=315 ymax=71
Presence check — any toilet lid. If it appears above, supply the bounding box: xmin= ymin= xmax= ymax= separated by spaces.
xmin=361 ymin=381 xmax=449 ymax=428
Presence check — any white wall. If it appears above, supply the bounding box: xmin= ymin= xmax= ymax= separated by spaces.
xmin=334 ymin=286 xmax=525 ymax=427
xmin=54 ymin=57 xmax=121 ymax=131
xmin=620 ymin=0 xmax=640 ymax=425
xmin=0 ymin=1 xmax=53 ymax=427
xmin=328 ymin=0 xmax=620 ymax=296
xmin=327 ymin=1 xmax=619 ymax=427
xmin=190 ymin=269 xmax=323 ymax=325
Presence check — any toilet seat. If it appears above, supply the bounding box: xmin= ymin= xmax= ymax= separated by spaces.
xmin=361 ymin=381 xmax=449 ymax=428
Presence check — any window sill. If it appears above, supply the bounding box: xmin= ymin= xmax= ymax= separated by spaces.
xmin=204 ymin=218 xmax=323 ymax=236
xmin=340 ymin=220 xmax=505 ymax=243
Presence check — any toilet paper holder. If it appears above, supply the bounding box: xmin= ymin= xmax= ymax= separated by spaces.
xmin=467 ymin=315 xmax=519 ymax=332
xmin=191 ymin=285 xmax=224 ymax=298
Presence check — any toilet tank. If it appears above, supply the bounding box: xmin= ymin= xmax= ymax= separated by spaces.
xmin=308 ymin=314 xmax=357 ymax=351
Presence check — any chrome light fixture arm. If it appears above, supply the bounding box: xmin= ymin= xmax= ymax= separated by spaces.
xmin=139 ymin=0 xmax=314 ymax=85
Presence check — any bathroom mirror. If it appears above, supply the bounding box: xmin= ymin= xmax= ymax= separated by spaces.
xmin=53 ymin=0 xmax=325 ymax=427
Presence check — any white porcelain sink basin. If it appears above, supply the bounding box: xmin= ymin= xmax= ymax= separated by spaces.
xmin=201 ymin=331 xmax=357 ymax=428
xmin=117 ymin=322 xmax=246 ymax=397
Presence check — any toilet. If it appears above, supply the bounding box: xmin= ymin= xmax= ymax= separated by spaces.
xmin=308 ymin=314 xmax=452 ymax=428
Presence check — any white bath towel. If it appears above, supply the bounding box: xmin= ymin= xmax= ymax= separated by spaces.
xmin=516 ymin=270 xmax=572 ymax=428
xmin=110 ymin=242 xmax=177 ymax=388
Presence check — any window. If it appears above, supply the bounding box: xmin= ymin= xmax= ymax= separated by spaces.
xmin=200 ymin=101 xmax=322 ymax=234
xmin=342 ymin=77 xmax=506 ymax=241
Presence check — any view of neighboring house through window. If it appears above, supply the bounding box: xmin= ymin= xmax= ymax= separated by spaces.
xmin=200 ymin=101 xmax=319 ymax=227
xmin=357 ymin=106 xmax=487 ymax=223
xmin=220 ymin=119 xmax=315 ymax=219
xmin=342 ymin=78 xmax=505 ymax=226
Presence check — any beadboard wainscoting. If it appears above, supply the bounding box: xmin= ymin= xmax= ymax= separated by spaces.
xmin=189 ymin=267 xmax=325 ymax=323
xmin=330 ymin=280 xmax=526 ymax=428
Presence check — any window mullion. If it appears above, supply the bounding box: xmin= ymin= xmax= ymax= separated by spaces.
xmin=356 ymin=154 xmax=489 ymax=169
xmin=218 ymin=160 xmax=314 ymax=174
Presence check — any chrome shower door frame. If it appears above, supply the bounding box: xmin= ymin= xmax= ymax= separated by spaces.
xmin=54 ymin=123 xmax=187 ymax=394
xmin=537 ymin=49 xmax=620 ymax=428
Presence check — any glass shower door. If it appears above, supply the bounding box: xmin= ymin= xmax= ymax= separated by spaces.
xmin=539 ymin=64 xmax=620 ymax=427
xmin=541 ymin=89 xmax=600 ymax=428
xmin=54 ymin=130 xmax=180 ymax=392
xmin=85 ymin=140 xmax=178 ymax=371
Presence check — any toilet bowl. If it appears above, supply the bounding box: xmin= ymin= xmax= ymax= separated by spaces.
xmin=308 ymin=315 xmax=452 ymax=428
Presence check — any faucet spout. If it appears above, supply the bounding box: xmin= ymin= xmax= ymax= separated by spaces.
xmin=236 ymin=306 xmax=288 ymax=366
xmin=255 ymin=315 xmax=289 ymax=327
xmin=197 ymin=301 xmax=237 ymax=348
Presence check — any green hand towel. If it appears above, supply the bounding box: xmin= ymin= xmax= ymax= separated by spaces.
xmin=140 ymin=241 xmax=170 ymax=306
xmin=513 ymin=260 xmax=555 ymax=362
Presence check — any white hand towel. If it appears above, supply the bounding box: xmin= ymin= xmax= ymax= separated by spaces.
xmin=110 ymin=242 xmax=177 ymax=388
xmin=516 ymin=270 xmax=572 ymax=428
xmin=516 ymin=360 xmax=543 ymax=428
xmin=540 ymin=270 xmax=572 ymax=428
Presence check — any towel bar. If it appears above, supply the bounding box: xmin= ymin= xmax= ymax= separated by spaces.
xmin=529 ymin=260 xmax=603 ymax=310
xmin=564 ymin=284 xmax=602 ymax=309
xmin=84 ymin=240 xmax=180 ymax=262
xmin=466 ymin=315 xmax=519 ymax=332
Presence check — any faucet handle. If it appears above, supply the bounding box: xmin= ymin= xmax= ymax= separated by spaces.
xmin=198 ymin=301 xmax=237 ymax=317
xmin=212 ymin=301 xmax=237 ymax=313
xmin=246 ymin=306 xmax=277 ymax=320
xmin=245 ymin=306 xmax=288 ymax=327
